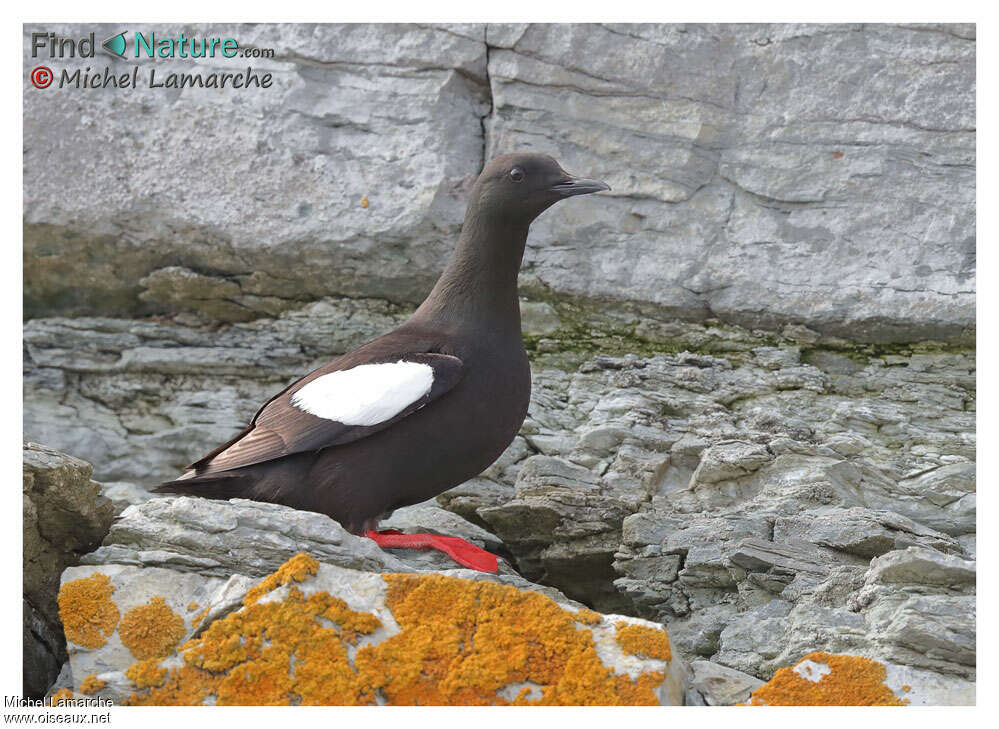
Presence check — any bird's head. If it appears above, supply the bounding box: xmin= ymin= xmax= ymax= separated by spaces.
xmin=469 ymin=153 xmax=610 ymax=225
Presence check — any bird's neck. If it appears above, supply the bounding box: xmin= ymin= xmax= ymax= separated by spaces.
xmin=411 ymin=203 xmax=530 ymax=338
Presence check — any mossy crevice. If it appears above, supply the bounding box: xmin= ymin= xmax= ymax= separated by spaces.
xmin=520 ymin=294 xmax=974 ymax=371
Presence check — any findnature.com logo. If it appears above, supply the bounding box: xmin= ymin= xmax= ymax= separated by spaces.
xmin=28 ymin=29 xmax=277 ymax=90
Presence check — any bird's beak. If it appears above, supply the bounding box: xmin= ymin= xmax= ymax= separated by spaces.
xmin=550 ymin=176 xmax=611 ymax=197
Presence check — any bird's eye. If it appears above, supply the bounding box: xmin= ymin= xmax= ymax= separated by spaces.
xmin=509 ymin=167 xmax=525 ymax=182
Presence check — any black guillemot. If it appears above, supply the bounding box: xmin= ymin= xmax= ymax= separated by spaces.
xmin=155 ymin=153 xmax=611 ymax=572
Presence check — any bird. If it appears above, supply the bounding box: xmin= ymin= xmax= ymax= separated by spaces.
xmin=154 ymin=153 xmax=610 ymax=572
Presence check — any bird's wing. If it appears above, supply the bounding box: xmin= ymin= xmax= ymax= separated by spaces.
xmin=187 ymin=351 xmax=463 ymax=474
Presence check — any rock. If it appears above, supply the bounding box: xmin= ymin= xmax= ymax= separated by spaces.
xmin=486 ymin=24 xmax=974 ymax=344
xmin=58 ymin=554 xmax=688 ymax=705
xmin=381 ymin=503 xmax=506 ymax=553
xmin=773 ymin=507 xmax=962 ymax=559
xmin=690 ymin=660 xmax=764 ymax=706
xmin=865 ymin=547 xmax=976 ymax=587
xmin=24 ymin=25 xmax=972 ymax=344
xmin=81 ymin=495 xmax=520 ymax=578
xmin=880 ymin=662 xmax=976 ymax=706
xmin=728 ymin=538 xmax=833 ymax=577
xmin=24 ymin=319 xmax=976 ymax=702
xmin=435 ymin=477 xmax=515 ymax=530
xmin=480 ymin=455 xmax=637 ymax=611
xmin=45 ymin=661 xmax=74 ymax=701
xmin=23 ymin=443 xmax=114 ymax=697
xmin=745 ymin=651 xmax=973 ymax=706
xmin=25 ymin=24 xmax=489 ymax=323
xmin=520 ymin=300 xmax=562 ymax=336
xmin=691 ymin=441 xmax=773 ymax=485
xmin=23 ymin=599 xmax=62 ymax=700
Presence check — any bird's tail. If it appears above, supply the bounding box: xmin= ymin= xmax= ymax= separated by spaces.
xmin=152 ymin=470 xmax=251 ymax=501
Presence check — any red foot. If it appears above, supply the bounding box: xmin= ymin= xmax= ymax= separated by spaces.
xmin=365 ymin=529 xmax=498 ymax=573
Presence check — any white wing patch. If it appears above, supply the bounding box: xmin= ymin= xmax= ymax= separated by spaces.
xmin=290 ymin=360 xmax=435 ymax=426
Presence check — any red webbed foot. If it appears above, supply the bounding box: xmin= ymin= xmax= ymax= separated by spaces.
xmin=365 ymin=529 xmax=498 ymax=573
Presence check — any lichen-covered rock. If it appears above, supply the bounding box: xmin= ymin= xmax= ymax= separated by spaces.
xmin=745 ymin=651 xmax=974 ymax=706
xmin=23 ymin=443 xmax=114 ymax=697
xmin=59 ymin=554 xmax=688 ymax=705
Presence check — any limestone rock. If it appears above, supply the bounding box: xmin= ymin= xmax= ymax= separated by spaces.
xmin=865 ymin=546 xmax=976 ymax=587
xmin=24 ymin=315 xmax=977 ymax=703
xmin=24 ymin=24 xmax=973 ymax=344
xmin=690 ymin=660 xmax=764 ymax=706
xmin=23 ymin=443 xmax=114 ymax=697
xmin=773 ymin=507 xmax=962 ymax=559
xmin=486 ymin=24 xmax=974 ymax=344
xmin=81 ymin=495 xmax=518 ymax=578
xmin=24 ymin=23 xmax=489 ymax=323
xmin=480 ymin=454 xmax=638 ymax=611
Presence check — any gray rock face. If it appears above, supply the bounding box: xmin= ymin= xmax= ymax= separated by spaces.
xmin=82 ymin=495 xmax=525 ymax=581
xmin=689 ymin=660 xmax=763 ymax=706
xmin=24 ymin=24 xmax=487 ymax=323
xmin=24 ymin=316 xmax=976 ymax=702
xmin=23 ymin=443 xmax=114 ymax=697
xmin=24 ymin=24 xmax=973 ymax=343
xmin=23 ymin=300 xmax=408 ymax=484
xmin=24 ymin=312 xmax=976 ymax=700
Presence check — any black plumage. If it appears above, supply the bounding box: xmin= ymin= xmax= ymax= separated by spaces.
xmin=155 ymin=153 xmax=610 ymax=536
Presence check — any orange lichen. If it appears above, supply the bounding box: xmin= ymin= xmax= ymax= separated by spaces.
xmin=126 ymin=665 xmax=222 ymax=706
xmin=187 ymin=603 xmax=200 ymax=611
xmin=574 ymin=608 xmax=603 ymax=625
xmin=57 ymin=573 xmax=120 ymax=649
xmin=118 ymin=597 xmax=186 ymax=660
xmin=124 ymin=555 xmax=670 ymax=706
xmin=323 ymin=594 xmax=383 ymax=643
xmin=50 ymin=689 xmax=74 ymax=706
xmin=353 ymin=573 xmax=666 ymax=705
xmin=243 ymin=552 xmax=319 ymax=606
xmin=361 ymin=196 xmax=369 ymax=208
xmin=746 ymin=652 xmax=905 ymax=706
xmin=192 ymin=606 xmax=210 ymax=625
xmin=127 ymin=556 xmax=381 ymax=706
xmin=126 ymin=659 xmax=169 ymax=690
xmin=79 ymin=674 xmax=106 ymax=695
xmin=615 ymin=621 xmax=672 ymax=662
